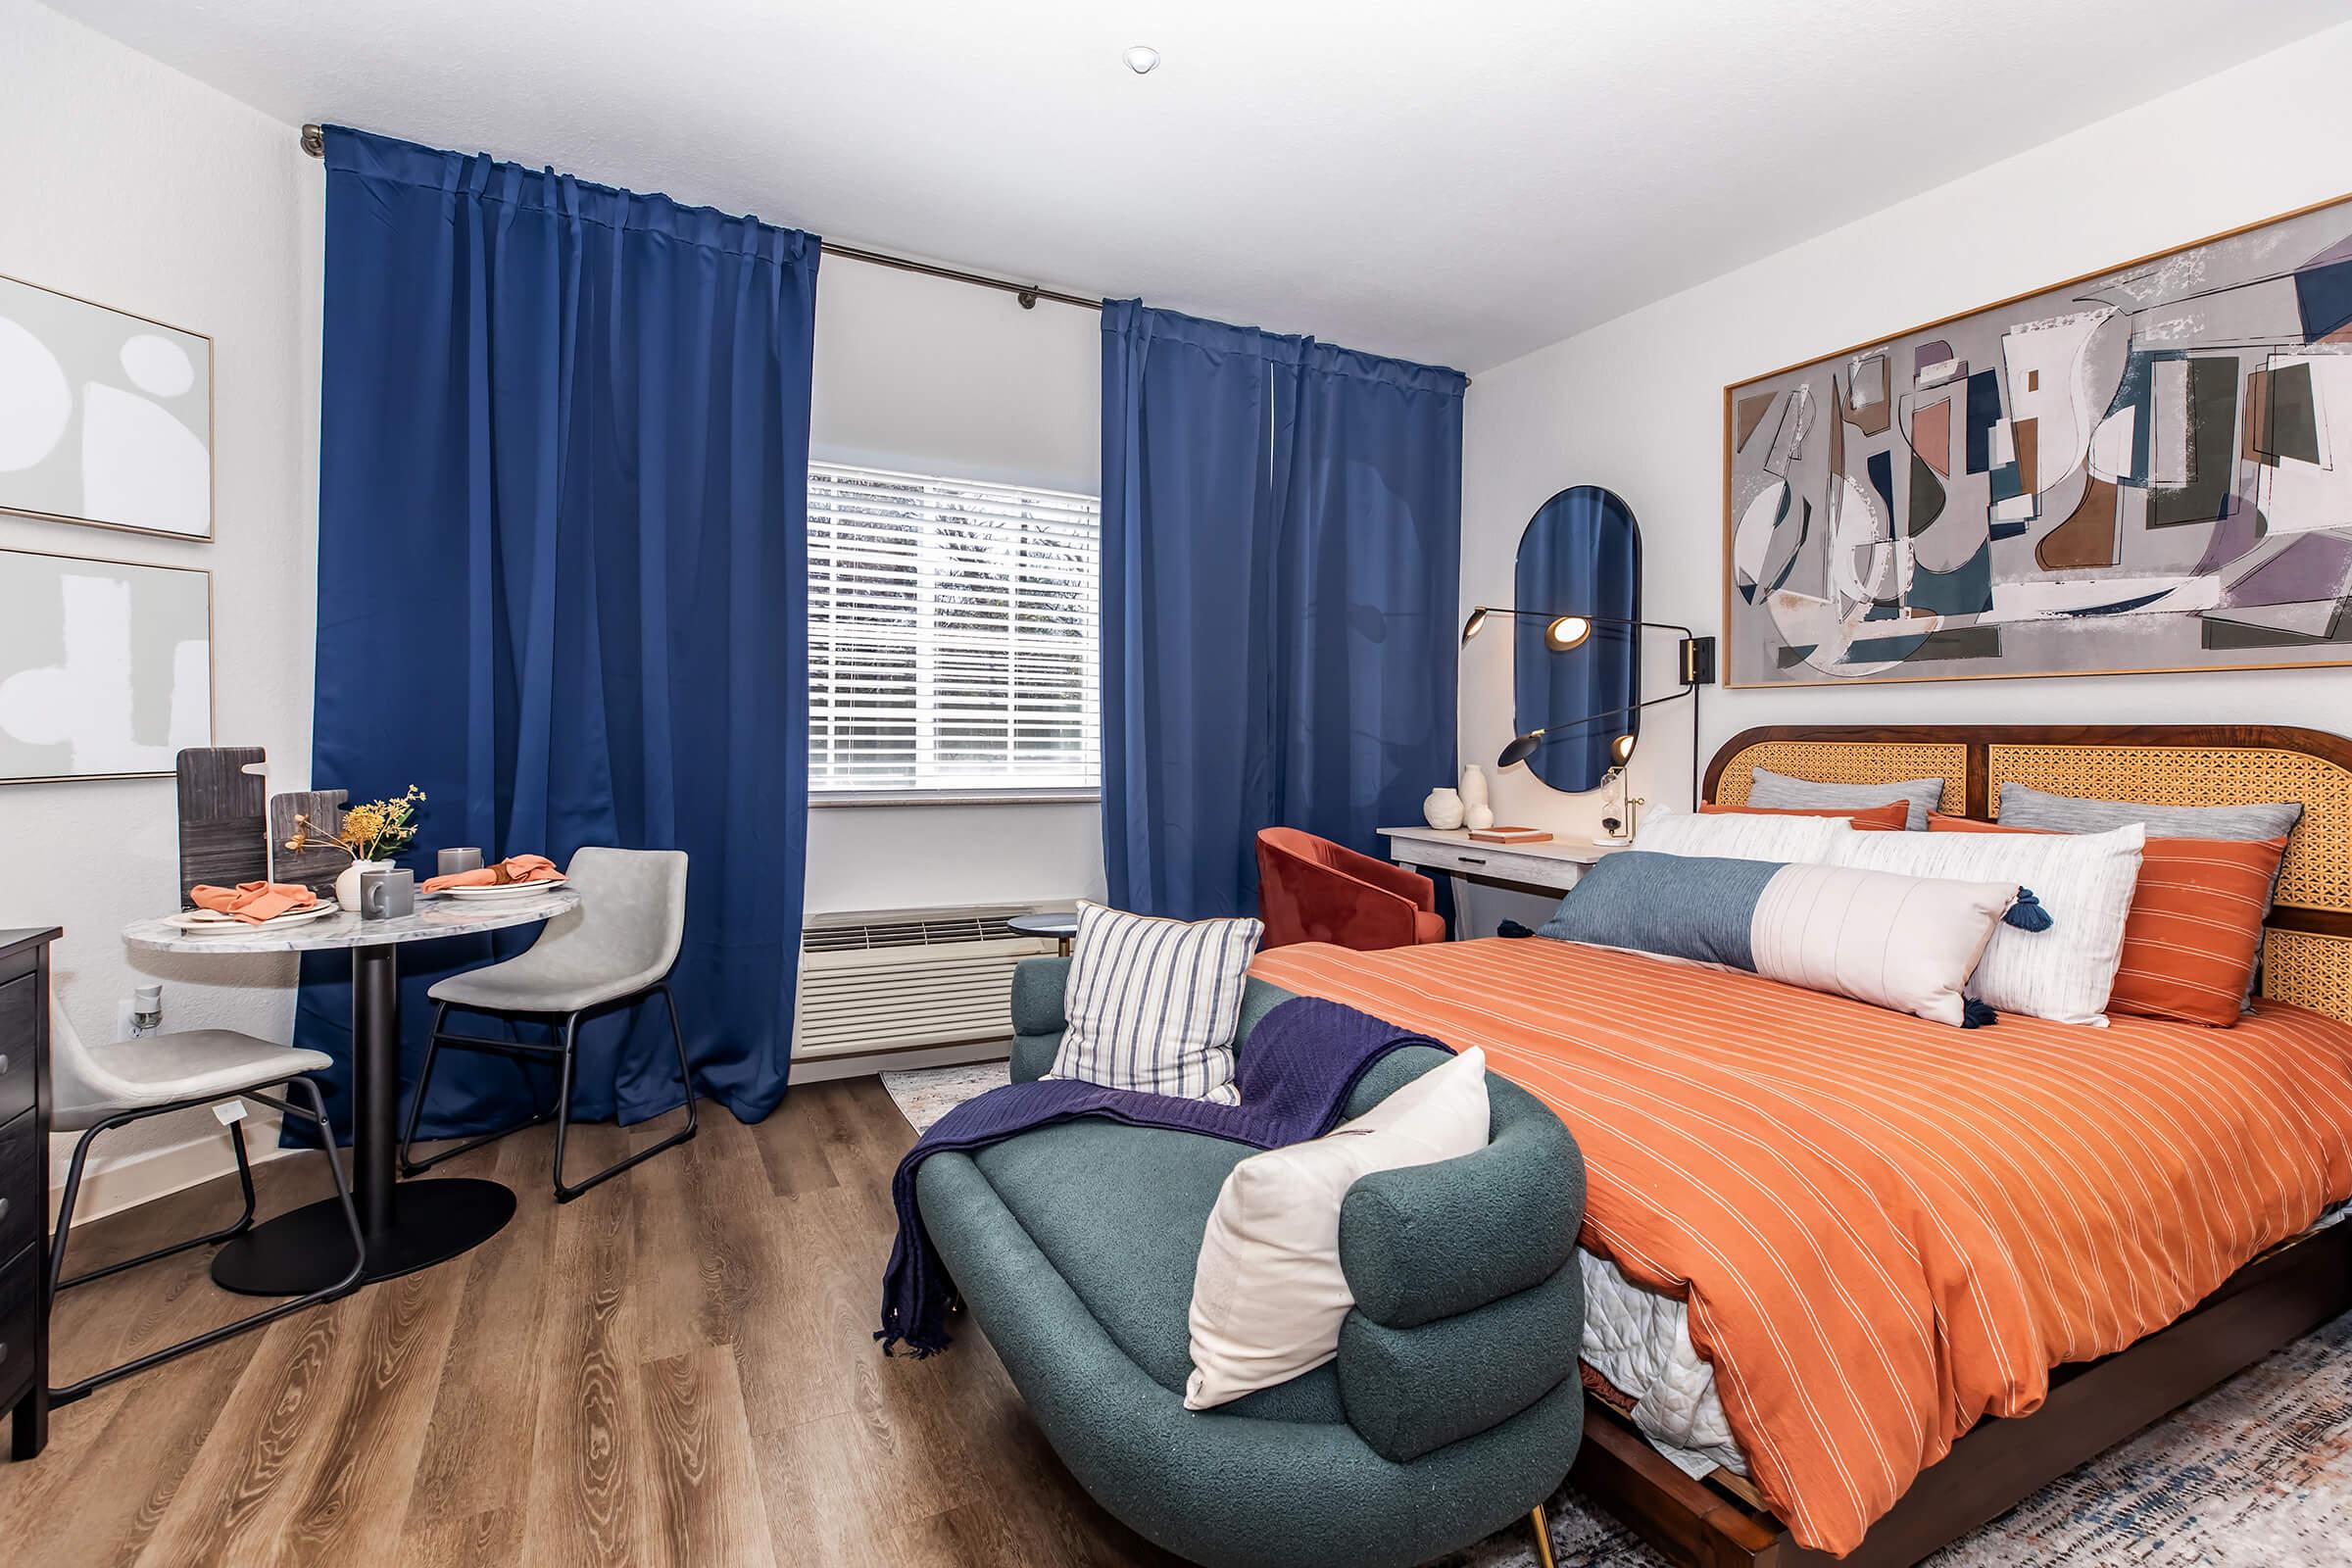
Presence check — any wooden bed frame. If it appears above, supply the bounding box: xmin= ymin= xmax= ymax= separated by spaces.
xmin=1564 ymin=722 xmax=2352 ymax=1568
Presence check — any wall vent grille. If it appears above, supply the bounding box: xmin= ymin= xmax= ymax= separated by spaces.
xmin=794 ymin=904 xmax=1063 ymax=1059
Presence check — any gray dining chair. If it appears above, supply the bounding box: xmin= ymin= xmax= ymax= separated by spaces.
xmin=45 ymin=1001 xmax=364 ymax=1405
xmin=399 ymin=848 xmax=696 ymax=1202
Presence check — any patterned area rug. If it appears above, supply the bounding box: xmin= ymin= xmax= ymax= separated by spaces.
xmin=880 ymin=1058 xmax=1010 ymax=1134
xmin=879 ymin=1064 xmax=2352 ymax=1566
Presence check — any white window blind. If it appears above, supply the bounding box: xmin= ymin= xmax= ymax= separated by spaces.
xmin=808 ymin=462 xmax=1102 ymax=800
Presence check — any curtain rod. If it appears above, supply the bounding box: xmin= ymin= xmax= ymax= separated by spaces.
xmin=298 ymin=122 xmax=1464 ymax=379
xmin=301 ymin=123 xmax=1098 ymax=313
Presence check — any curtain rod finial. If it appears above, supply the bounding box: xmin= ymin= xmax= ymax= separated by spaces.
xmin=301 ymin=123 xmax=325 ymax=158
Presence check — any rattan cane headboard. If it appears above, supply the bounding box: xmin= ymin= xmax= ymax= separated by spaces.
xmin=1705 ymin=724 xmax=2352 ymax=1024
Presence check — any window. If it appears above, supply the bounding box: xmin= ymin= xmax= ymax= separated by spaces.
xmin=808 ymin=462 xmax=1101 ymax=800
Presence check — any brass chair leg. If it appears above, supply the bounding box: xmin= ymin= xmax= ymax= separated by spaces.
xmin=1529 ymin=1501 xmax=1557 ymax=1568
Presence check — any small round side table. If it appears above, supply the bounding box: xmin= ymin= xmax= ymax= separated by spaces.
xmin=1007 ymin=909 xmax=1078 ymax=956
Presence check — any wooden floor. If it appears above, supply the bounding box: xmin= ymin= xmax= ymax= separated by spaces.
xmin=0 ymin=1079 xmax=1189 ymax=1568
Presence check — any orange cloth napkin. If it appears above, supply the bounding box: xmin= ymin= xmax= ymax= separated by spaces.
xmin=190 ymin=881 xmax=321 ymax=924
xmin=419 ymin=853 xmax=563 ymax=895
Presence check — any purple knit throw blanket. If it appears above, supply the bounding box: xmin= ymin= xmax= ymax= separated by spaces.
xmin=877 ymin=995 xmax=1445 ymax=1356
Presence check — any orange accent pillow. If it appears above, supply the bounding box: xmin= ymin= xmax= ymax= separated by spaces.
xmin=1700 ymin=800 xmax=1910 ymax=831
xmin=1927 ymin=814 xmax=2286 ymax=1027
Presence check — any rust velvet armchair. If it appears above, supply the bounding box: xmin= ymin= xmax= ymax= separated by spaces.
xmin=1254 ymin=828 xmax=1449 ymax=952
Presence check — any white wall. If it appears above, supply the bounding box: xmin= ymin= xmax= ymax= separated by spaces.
xmin=804 ymin=257 xmax=1106 ymax=915
xmin=0 ymin=25 xmax=1106 ymax=1210
xmin=1 ymin=0 xmax=323 ymax=1213
xmin=1463 ymin=23 xmax=2352 ymax=839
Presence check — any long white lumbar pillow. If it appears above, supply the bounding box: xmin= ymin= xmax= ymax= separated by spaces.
xmin=1537 ymin=850 xmax=2032 ymax=1027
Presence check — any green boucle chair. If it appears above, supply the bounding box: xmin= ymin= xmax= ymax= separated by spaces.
xmin=912 ymin=957 xmax=1588 ymax=1568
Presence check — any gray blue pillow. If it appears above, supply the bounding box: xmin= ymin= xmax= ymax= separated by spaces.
xmin=1746 ymin=767 xmax=1946 ymax=831
xmin=1995 ymin=781 xmax=2302 ymax=847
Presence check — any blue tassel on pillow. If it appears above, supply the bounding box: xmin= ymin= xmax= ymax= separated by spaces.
xmin=1962 ymin=999 xmax=1998 ymax=1028
xmin=2003 ymin=888 xmax=2052 ymax=932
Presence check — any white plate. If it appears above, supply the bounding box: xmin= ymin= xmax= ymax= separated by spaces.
xmin=436 ymin=876 xmax=568 ymax=900
xmin=167 ymin=903 xmax=341 ymax=934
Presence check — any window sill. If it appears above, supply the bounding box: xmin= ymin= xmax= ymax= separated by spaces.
xmin=809 ymin=791 xmax=1102 ymax=809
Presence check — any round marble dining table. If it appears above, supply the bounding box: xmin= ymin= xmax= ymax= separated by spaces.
xmin=123 ymin=887 xmax=580 ymax=1297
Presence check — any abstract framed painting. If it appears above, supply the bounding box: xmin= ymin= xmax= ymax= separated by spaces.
xmin=0 ymin=272 xmax=215 ymax=540
xmin=1722 ymin=192 xmax=2352 ymax=688
xmin=0 ymin=548 xmax=214 ymax=783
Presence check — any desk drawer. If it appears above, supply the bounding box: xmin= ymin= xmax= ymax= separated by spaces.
xmin=0 ymin=1110 xmax=35 ymax=1267
xmin=1398 ymin=838 xmax=1590 ymax=893
xmin=0 ymin=1243 xmax=33 ymax=1408
xmin=0 ymin=974 xmax=31 ymax=1127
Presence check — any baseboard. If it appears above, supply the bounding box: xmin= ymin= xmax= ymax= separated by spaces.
xmin=789 ymin=1036 xmax=1010 ymax=1084
xmin=46 ymin=1109 xmax=296 ymax=1229
xmin=51 ymin=1043 xmax=1008 ymax=1219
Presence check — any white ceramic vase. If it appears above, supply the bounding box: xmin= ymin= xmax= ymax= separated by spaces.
xmin=334 ymin=859 xmax=388 ymax=911
xmin=1423 ymin=787 xmax=1465 ymax=830
xmin=1459 ymin=763 xmax=1490 ymax=811
xmin=1465 ymin=802 xmax=1495 ymax=831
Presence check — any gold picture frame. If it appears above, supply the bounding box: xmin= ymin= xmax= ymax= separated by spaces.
xmin=1721 ymin=190 xmax=2352 ymax=689
xmin=0 ymin=546 xmax=217 ymax=784
xmin=0 ymin=270 xmax=217 ymax=543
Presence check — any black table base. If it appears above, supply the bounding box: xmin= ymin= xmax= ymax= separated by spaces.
xmin=212 ymin=940 xmax=517 ymax=1297
xmin=211 ymin=1177 xmax=516 ymax=1297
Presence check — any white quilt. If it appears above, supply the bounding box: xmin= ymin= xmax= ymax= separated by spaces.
xmin=1579 ymin=1249 xmax=1748 ymax=1478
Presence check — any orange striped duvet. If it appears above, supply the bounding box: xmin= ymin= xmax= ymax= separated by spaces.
xmin=1250 ymin=938 xmax=2352 ymax=1555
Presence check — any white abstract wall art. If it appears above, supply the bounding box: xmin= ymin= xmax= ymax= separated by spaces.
xmin=1723 ymin=193 xmax=2352 ymax=687
xmin=0 ymin=273 xmax=214 ymax=539
xmin=0 ymin=549 xmax=213 ymax=782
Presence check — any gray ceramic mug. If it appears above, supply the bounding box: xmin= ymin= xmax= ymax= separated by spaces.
xmin=360 ymin=867 xmax=416 ymax=920
xmin=437 ymin=847 xmax=485 ymax=877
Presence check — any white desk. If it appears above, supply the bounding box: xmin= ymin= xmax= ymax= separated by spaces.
xmin=1379 ymin=827 xmax=1627 ymax=937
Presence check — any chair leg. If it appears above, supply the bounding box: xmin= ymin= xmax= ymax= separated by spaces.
xmin=551 ymin=984 xmax=699 ymax=1203
xmin=45 ymin=1120 xmax=104 ymax=1302
xmin=551 ymin=1009 xmax=579 ymax=1199
xmin=396 ymin=1001 xmax=447 ymax=1175
xmin=47 ymin=1079 xmax=368 ymax=1407
xmin=1529 ymin=1501 xmax=1557 ymax=1568
xmin=56 ymin=1121 xmax=259 ymax=1292
xmin=401 ymin=1003 xmax=560 ymax=1176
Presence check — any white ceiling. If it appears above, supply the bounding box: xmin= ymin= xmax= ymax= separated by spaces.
xmin=44 ymin=0 xmax=2348 ymax=372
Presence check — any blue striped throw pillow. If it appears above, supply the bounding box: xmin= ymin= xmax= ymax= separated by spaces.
xmin=1049 ymin=902 xmax=1264 ymax=1102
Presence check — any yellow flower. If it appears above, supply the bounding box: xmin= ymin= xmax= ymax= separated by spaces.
xmin=319 ymin=786 xmax=427 ymax=861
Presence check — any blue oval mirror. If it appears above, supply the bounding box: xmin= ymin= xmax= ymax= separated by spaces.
xmin=1513 ymin=486 xmax=1641 ymax=793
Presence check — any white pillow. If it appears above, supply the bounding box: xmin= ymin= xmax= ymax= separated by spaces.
xmin=1184 ymin=1048 xmax=1491 ymax=1408
xmin=1835 ymin=823 xmax=2146 ymax=1025
xmin=1635 ymin=809 xmax=1855 ymax=864
xmin=1048 ymin=902 xmax=1262 ymax=1103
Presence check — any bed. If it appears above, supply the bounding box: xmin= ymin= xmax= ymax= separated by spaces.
xmin=1251 ymin=723 xmax=2352 ymax=1568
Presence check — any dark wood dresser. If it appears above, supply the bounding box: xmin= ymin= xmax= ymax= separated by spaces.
xmin=2 ymin=926 xmax=59 ymax=1461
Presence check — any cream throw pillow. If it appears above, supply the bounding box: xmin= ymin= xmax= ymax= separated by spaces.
xmin=1183 ymin=1048 xmax=1491 ymax=1410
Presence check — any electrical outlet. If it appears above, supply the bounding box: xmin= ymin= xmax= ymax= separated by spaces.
xmin=119 ymin=985 xmax=165 ymax=1040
